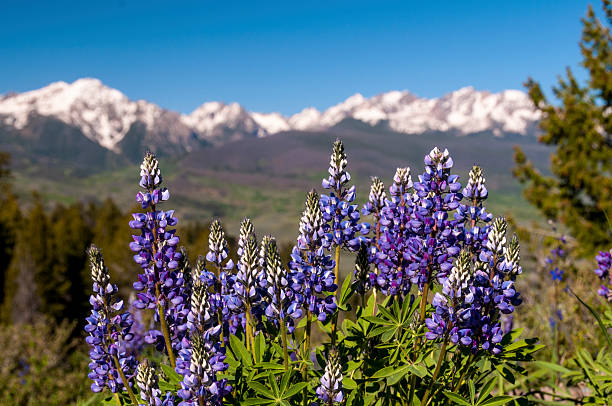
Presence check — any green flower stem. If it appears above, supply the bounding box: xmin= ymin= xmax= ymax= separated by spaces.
xmin=280 ymin=318 xmax=289 ymax=370
xmin=421 ymin=338 xmax=449 ymax=406
xmin=302 ymin=310 xmax=312 ymax=406
xmin=112 ymin=354 xmax=138 ymax=405
xmin=408 ymin=276 xmax=432 ymax=404
xmin=452 ymin=353 xmax=475 ymax=392
xmin=275 ymin=289 xmax=289 ymax=370
xmin=155 ymin=284 xmax=177 ymax=369
xmin=245 ymin=303 xmax=256 ymax=361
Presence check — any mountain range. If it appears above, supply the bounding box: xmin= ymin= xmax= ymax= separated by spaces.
xmin=0 ymin=78 xmax=540 ymax=168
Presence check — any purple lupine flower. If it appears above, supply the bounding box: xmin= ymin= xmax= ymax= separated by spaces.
xmin=119 ymin=294 xmax=151 ymax=357
xmin=408 ymin=147 xmax=463 ymax=289
xmin=206 ymin=219 xmax=242 ymax=338
xmin=595 ymin=249 xmax=612 ymax=301
xmin=425 ymin=251 xmax=472 ymax=342
xmin=456 ymin=166 xmax=493 ymax=254
xmin=85 ymin=245 xmax=138 ymax=394
xmin=426 ymin=218 xmax=523 ymax=354
xmin=372 ymin=167 xmax=415 ymax=297
xmin=315 ymin=351 xmax=344 ymax=405
xmin=320 ymin=139 xmax=370 ymax=251
xmin=136 ymin=360 xmax=175 ymax=406
xmin=177 ymin=334 xmax=231 ymax=406
xmin=263 ymin=237 xmax=302 ymax=332
xmin=129 ymin=152 xmax=185 ymax=353
xmin=290 ymin=190 xmax=337 ymax=322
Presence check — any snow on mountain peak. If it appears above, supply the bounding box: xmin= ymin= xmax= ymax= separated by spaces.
xmin=0 ymin=78 xmax=165 ymax=150
xmin=0 ymin=79 xmax=540 ymax=153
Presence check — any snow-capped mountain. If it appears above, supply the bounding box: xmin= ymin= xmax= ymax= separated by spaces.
xmin=0 ymin=78 xmax=540 ymax=155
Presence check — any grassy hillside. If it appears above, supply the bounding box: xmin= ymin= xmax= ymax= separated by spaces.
xmin=11 ymin=124 xmax=551 ymax=244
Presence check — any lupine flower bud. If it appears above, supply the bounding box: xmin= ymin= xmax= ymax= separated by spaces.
xmin=136 ymin=360 xmax=168 ymax=406
xmin=265 ymin=238 xmax=285 ymax=292
xmin=316 ymin=350 xmax=344 ymax=405
xmin=486 ymin=218 xmax=507 ymax=256
xmin=140 ymin=151 xmax=162 ymax=189
xmin=463 ymin=165 xmax=488 ymax=201
xmin=503 ymin=235 xmax=521 ymax=275
xmin=322 ymin=139 xmax=349 ymax=191
xmin=88 ymin=245 xmax=110 ymax=288
xmin=206 ymin=219 xmax=234 ymax=270
xmin=390 ymin=167 xmax=412 ymax=197
xmin=238 ymin=234 xmax=260 ymax=294
xmin=238 ymin=217 xmax=255 ymax=257
xmin=362 ymin=176 xmax=387 ymax=217
xmin=299 ymin=190 xmax=327 ymax=249
xmin=447 ymin=251 xmax=472 ymax=294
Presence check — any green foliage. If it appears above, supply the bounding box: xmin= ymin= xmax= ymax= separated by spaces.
xmin=513 ymin=1 xmax=612 ymax=255
xmin=0 ymin=317 xmax=92 ymax=405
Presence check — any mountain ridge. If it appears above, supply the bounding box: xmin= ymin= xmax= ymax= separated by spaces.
xmin=0 ymin=78 xmax=540 ymax=155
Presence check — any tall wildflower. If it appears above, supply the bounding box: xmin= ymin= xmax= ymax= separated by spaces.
xmin=206 ymin=219 xmax=241 ymax=341
xmin=320 ymin=139 xmax=369 ymax=254
xmin=426 ymin=219 xmax=523 ymax=353
xmin=457 ymin=165 xmax=493 ymax=254
xmin=129 ymin=152 xmax=184 ymax=367
xmin=85 ymin=245 xmax=138 ymax=403
xmin=235 ymin=218 xmax=264 ymax=351
xmin=177 ymin=257 xmax=229 ymax=404
xmin=408 ymin=147 xmax=463 ymax=289
xmin=263 ymin=237 xmax=298 ymax=369
xmin=290 ymin=190 xmax=337 ymax=322
xmin=374 ymin=167 xmax=415 ymax=297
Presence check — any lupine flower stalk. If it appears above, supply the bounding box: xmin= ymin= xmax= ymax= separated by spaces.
xmin=361 ymin=176 xmax=386 ymax=303
xmin=316 ymin=350 xmax=343 ymax=405
xmin=129 ymin=152 xmax=183 ymax=368
xmin=290 ymin=190 xmax=337 ymax=354
xmin=264 ymin=237 xmax=293 ymax=370
xmin=85 ymin=245 xmax=139 ymax=405
xmin=206 ymin=219 xmax=236 ymax=346
xmin=235 ymin=218 xmax=261 ymax=357
xmin=374 ymin=167 xmax=414 ymax=297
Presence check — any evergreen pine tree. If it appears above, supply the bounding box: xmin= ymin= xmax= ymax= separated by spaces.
xmin=514 ymin=0 xmax=612 ymax=254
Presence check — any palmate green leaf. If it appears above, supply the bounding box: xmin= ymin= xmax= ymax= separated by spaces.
xmin=343 ymin=377 xmax=358 ymax=390
xmin=339 ymin=273 xmax=354 ymax=307
xmin=230 ymin=334 xmax=253 ymax=366
xmin=443 ymin=391 xmax=472 ymax=406
xmin=242 ymin=399 xmax=273 ymax=405
xmin=254 ymin=332 xmax=266 ymax=363
xmin=249 ymin=381 xmax=276 ymax=398
xmin=476 ymin=377 xmax=496 ymax=403
xmin=284 ymin=382 xmax=308 ymax=398
xmin=362 ymin=316 xmax=393 ymax=326
xmin=533 ymin=361 xmax=572 ymax=375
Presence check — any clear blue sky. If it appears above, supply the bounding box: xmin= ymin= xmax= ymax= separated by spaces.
xmin=0 ymin=0 xmax=595 ymax=115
